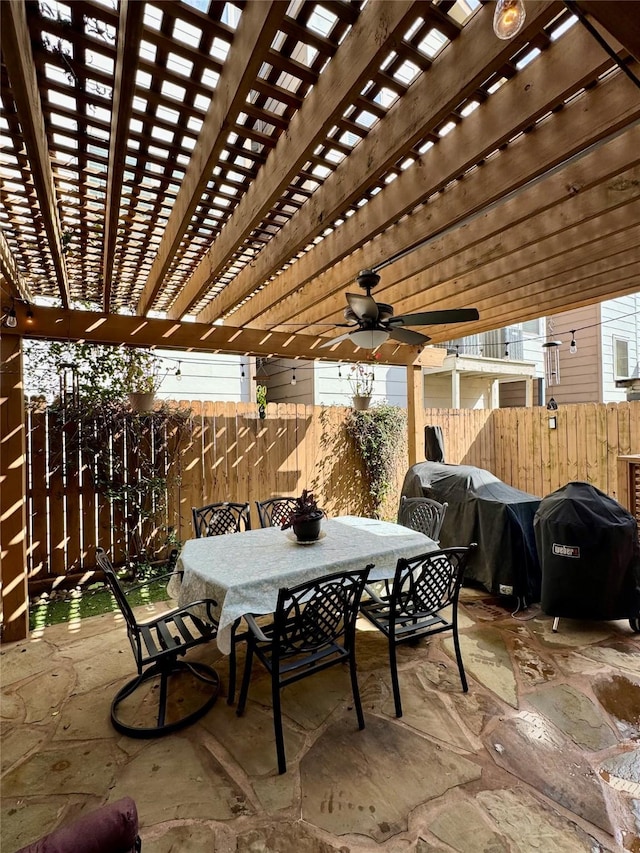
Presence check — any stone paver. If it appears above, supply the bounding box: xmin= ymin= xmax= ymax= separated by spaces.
xmin=593 ymin=673 xmax=640 ymax=739
xmin=106 ymin=738 xmax=250 ymax=825
xmin=428 ymin=800 xmax=510 ymax=852
xmin=527 ymin=684 xmax=618 ymax=751
xmin=3 ymin=594 xmax=638 ymax=851
xmin=476 ymin=788 xmax=615 ymax=852
xmin=444 ymin=626 xmax=519 ymax=707
xmin=300 ymin=714 xmax=481 ymax=842
xmin=485 ymin=713 xmax=612 ymax=832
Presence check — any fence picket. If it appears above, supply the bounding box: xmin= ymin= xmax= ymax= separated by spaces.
xmin=24 ymin=401 xmax=640 ymax=590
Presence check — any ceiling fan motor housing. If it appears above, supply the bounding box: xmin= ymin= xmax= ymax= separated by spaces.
xmin=356 ymin=269 xmax=381 ymax=293
xmin=344 ymin=303 xmax=394 ymax=324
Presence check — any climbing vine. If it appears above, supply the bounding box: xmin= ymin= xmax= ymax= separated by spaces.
xmin=345 ymin=404 xmax=407 ymax=518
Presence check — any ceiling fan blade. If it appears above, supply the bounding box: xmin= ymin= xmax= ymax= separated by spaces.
xmin=388 ymin=327 xmax=431 ymax=345
xmin=319 ymin=332 xmax=353 ymax=348
xmin=390 ymin=308 xmax=479 ymax=327
xmin=346 ymin=292 xmax=379 ymax=322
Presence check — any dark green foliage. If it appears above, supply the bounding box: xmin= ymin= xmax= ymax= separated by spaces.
xmin=345 ymin=404 xmax=406 ymax=518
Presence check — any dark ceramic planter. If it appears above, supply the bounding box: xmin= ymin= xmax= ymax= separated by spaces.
xmin=292 ymin=513 xmax=323 ymax=542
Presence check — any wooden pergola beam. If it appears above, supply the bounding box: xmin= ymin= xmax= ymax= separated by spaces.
xmin=1 ymin=0 xmax=70 ymax=308
xmin=198 ymin=1 xmax=562 ymax=325
xmin=291 ymin=155 xmax=640 ymax=335
xmin=228 ymin=15 xmax=614 ymax=330
xmin=2 ymin=304 xmax=445 ymax=368
xmin=370 ymin=205 xmax=640 ymax=327
xmin=0 ymin=230 xmax=32 ymax=303
xmin=136 ymin=2 xmax=288 ymax=316
xmin=168 ymin=0 xmax=421 ymax=320
xmin=577 ymin=1 xmax=640 ymax=63
xmin=258 ymin=62 xmax=640 ymax=335
xmin=102 ymin=0 xmax=145 ymax=311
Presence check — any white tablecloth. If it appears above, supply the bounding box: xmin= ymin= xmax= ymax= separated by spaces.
xmin=168 ymin=516 xmax=436 ymax=653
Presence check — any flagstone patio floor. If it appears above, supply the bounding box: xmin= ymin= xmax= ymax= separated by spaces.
xmin=2 ymin=587 xmax=639 ymax=852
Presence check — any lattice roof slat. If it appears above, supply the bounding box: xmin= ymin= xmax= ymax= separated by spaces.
xmin=1 ymin=0 xmax=638 ymax=359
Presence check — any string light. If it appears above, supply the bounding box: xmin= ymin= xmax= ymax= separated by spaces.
xmin=569 ymin=331 xmax=577 ymax=354
xmin=291 ymin=368 xmax=297 ymax=386
xmin=338 ymin=364 xmax=342 ymax=378
xmin=1 ymin=300 xmax=17 ymax=328
xmin=26 ymin=306 xmax=34 ymax=324
xmin=241 ymin=366 xmax=245 ymax=378
xmin=493 ymin=0 xmax=526 ymax=40
xmin=455 ymin=345 xmax=460 ymax=358
xmin=504 ymin=341 xmax=510 ymax=358
xmin=175 ymin=360 xmax=182 ymax=381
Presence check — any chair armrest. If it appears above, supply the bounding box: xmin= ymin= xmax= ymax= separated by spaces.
xmin=245 ymin=613 xmax=271 ymax=643
xmin=125 ymin=569 xmax=183 ymax=594
xmin=179 ymin=598 xmax=219 ymax=625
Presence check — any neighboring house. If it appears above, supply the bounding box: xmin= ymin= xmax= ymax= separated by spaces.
xmin=155 ymin=351 xmax=255 ymax=403
xmin=154 ymin=294 xmax=640 ymax=409
xmin=542 ymin=294 xmax=640 ymax=405
xmin=263 ymin=321 xmax=545 ymax=411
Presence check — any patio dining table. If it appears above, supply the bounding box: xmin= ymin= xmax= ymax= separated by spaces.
xmin=168 ymin=515 xmax=437 ymax=654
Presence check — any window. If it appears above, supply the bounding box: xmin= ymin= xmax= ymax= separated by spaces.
xmin=614 ymin=337 xmax=629 ymax=379
xmin=521 ymin=318 xmax=540 ymax=334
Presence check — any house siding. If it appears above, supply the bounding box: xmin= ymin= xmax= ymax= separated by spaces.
xmin=544 ymin=304 xmax=601 ymax=404
xmin=156 ymin=351 xmax=254 ymax=402
xmin=601 ymin=294 xmax=640 ymax=401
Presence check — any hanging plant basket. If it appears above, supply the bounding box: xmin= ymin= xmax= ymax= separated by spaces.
xmin=128 ymin=392 xmax=156 ymax=413
xmin=352 ymin=395 xmax=371 ymax=411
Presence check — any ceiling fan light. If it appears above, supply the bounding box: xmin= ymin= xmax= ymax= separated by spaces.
xmin=350 ymin=328 xmax=390 ymax=349
xmin=493 ymin=0 xmax=526 ymax=39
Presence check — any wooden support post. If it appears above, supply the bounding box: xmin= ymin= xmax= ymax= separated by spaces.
xmin=1 ymin=335 xmax=29 ymax=642
xmin=490 ymin=379 xmax=500 ymax=410
xmin=525 ymin=378 xmax=534 ymax=407
xmin=451 ymin=365 xmax=461 ymax=409
xmin=406 ymin=363 xmax=424 ymax=467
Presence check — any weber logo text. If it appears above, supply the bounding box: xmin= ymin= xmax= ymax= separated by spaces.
xmin=552 ymin=544 xmax=580 ymax=558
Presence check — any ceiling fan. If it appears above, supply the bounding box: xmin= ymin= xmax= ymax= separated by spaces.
xmin=320 ymin=270 xmax=480 ymax=349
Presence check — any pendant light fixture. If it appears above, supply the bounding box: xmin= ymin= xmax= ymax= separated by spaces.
xmin=569 ymin=331 xmax=577 ymax=354
xmin=493 ymin=0 xmax=526 ymax=40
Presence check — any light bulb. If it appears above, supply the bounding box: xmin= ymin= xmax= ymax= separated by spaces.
xmin=569 ymin=333 xmax=577 ymax=354
xmin=493 ymin=0 xmax=526 ymax=40
xmin=175 ymin=361 xmax=182 ymax=381
xmin=291 ymin=371 xmax=297 ymax=386
xmin=5 ymin=307 xmax=17 ymax=328
xmin=26 ymin=307 xmax=34 ymax=324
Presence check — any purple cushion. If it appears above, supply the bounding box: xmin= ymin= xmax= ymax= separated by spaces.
xmin=16 ymin=797 xmax=139 ymax=853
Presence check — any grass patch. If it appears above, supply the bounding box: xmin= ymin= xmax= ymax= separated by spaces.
xmin=29 ymin=578 xmax=170 ymax=631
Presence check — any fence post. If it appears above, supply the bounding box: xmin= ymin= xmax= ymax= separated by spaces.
xmin=1 ymin=335 xmax=29 ymax=642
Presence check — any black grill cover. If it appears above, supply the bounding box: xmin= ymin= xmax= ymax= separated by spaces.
xmin=534 ymin=481 xmax=640 ymax=620
xmin=401 ymin=462 xmax=541 ymax=603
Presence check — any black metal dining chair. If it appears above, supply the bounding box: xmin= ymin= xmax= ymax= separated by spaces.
xmin=397 ymin=495 xmax=448 ymax=542
xmin=191 ymin=501 xmax=251 ymax=537
xmin=236 ymin=565 xmax=373 ymax=774
xmin=96 ymin=547 xmax=220 ymax=737
xmin=360 ymin=545 xmax=476 ymax=718
xmin=191 ymin=500 xmax=251 ymax=704
xmin=255 ymin=496 xmax=299 ymax=528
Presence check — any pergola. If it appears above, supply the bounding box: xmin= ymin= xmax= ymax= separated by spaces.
xmin=1 ymin=0 xmax=639 ymax=640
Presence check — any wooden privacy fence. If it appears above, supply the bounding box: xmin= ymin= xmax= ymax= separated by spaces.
xmin=24 ymin=400 xmax=639 ymax=590
xmin=424 ymin=400 xmax=640 ymax=500
xmin=25 ymin=402 xmax=400 ymax=588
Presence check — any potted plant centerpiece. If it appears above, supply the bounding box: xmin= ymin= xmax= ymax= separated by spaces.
xmin=282 ymin=489 xmax=324 ymax=542
xmin=349 ymin=363 xmax=374 ymax=410
xmin=124 ymin=349 xmax=162 ymax=413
